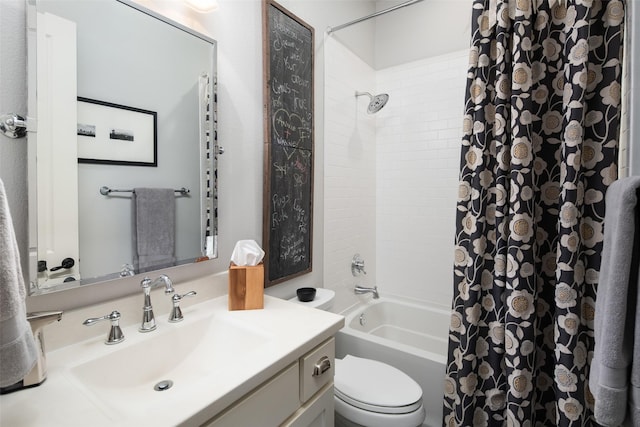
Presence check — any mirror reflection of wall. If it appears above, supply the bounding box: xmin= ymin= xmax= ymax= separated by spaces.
xmin=31 ymin=0 xmax=218 ymax=292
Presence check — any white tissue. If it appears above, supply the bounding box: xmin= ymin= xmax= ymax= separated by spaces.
xmin=230 ymin=240 xmax=265 ymax=266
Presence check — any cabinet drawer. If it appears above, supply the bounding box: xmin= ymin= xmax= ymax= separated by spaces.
xmin=299 ymin=338 xmax=335 ymax=403
xmin=205 ymin=362 xmax=300 ymax=427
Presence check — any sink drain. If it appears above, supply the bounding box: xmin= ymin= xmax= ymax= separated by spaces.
xmin=154 ymin=380 xmax=173 ymax=391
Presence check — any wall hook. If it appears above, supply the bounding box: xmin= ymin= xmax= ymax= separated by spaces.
xmin=0 ymin=114 xmax=27 ymax=139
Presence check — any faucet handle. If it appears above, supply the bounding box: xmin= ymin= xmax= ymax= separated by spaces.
xmin=140 ymin=276 xmax=152 ymax=288
xmin=120 ymin=263 xmax=135 ymax=277
xmin=169 ymin=291 xmax=197 ymax=323
xmin=351 ymin=254 xmax=367 ymax=276
xmin=83 ymin=310 xmax=125 ymax=345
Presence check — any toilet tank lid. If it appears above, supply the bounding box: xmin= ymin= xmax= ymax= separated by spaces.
xmin=334 ymin=355 xmax=423 ymax=409
xmin=288 ymin=288 xmax=334 ymax=309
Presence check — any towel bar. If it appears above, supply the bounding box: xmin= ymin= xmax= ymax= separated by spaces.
xmin=100 ymin=186 xmax=190 ymax=196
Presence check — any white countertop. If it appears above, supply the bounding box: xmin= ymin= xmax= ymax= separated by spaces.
xmin=0 ymin=295 xmax=344 ymax=426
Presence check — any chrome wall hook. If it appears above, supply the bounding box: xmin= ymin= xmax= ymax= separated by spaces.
xmin=0 ymin=114 xmax=27 ymax=139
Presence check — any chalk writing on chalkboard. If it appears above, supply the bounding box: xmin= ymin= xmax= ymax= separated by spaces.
xmin=262 ymin=0 xmax=314 ymax=286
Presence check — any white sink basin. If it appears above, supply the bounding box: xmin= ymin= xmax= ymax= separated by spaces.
xmin=64 ymin=307 xmax=271 ymax=418
xmin=71 ymin=317 xmax=266 ymax=390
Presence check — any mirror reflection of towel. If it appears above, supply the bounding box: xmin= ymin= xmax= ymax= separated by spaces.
xmin=132 ymin=188 xmax=176 ymax=272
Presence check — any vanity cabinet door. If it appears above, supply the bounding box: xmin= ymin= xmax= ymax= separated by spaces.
xmin=281 ymin=383 xmax=334 ymax=427
xmin=202 ymin=338 xmax=336 ymax=427
xmin=299 ymin=338 xmax=334 ymax=402
xmin=204 ymin=363 xmax=300 ymax=427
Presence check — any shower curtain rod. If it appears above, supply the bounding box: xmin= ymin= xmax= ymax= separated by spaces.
xmin=326 ymin=0 xmax=424 ymax=34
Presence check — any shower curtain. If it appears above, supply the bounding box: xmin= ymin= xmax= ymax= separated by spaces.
xmin=444 ymin=0 xmax=625 ymax=426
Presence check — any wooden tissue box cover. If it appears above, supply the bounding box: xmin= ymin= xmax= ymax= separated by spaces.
xmin=228 ymin=263 xmax=264 ymax=310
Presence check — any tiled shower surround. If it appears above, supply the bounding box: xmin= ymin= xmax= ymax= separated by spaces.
xmin=325 ymin=36 xmax=467 ymax=312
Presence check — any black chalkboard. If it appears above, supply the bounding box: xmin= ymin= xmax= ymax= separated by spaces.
xmin=262 ymin=0 xmax=314 ymax=286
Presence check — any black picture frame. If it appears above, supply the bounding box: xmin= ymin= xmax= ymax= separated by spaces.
xmin=77 ymin=97 xmax=157 ymax=166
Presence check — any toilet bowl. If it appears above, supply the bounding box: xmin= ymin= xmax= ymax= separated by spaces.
xmin=334 ymin=355 xmax=425 ymax=427
xmin=289 ymin=289 xmax=426 ymax=427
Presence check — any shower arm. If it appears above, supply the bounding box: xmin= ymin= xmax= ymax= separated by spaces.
xmin=355 ymin=91 xmax=373 ymax=100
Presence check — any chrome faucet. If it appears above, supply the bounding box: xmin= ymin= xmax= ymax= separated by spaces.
xmin=354 ymin=285 xmax=379 ymax=299
xmin=139 ymin=275 xmax=174 ymax=332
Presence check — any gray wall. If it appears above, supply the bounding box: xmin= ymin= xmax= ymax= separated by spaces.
xmin=0 ymin=0 xmax=29 ymax=279
xmin=374 ymin=0 xmax=471 ymax=69
xmin=324 ymin=0 xmax=473 ymax=70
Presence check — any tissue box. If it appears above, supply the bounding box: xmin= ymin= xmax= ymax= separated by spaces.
xmin=228 ymin=262 xmax=264 ymax=310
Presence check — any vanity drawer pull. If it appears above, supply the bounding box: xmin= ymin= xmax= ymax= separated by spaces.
xmin=312 ymin=356 xmax=331 ymax=377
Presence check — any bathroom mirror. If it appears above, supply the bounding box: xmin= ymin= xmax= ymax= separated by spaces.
xmin=27 ymin=0 xmax=218 ymax=294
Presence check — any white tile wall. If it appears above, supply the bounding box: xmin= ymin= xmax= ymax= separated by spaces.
xmin=325 ymin=37 xmax=468 ymax=311
xmin=324 ymin=36 xmax=378 ymax=313
xmin=376 ymin=50 xmax=467 ymax=308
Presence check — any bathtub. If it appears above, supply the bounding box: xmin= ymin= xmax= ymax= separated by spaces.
xmin=335 ymin=295 xmax=449 ymax=427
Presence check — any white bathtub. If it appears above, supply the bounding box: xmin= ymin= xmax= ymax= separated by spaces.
xmin=335 ymin=295 xmax=449 ymax=427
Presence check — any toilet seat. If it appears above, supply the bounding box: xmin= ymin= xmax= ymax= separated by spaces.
xmin=334 ymin=355 xmax=423 ymax=414
xmin=334 ymin=396 xmax=425 ymax=427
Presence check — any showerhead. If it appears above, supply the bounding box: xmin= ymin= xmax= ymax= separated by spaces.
xmin=355 ymin=91 xmax=389 ymax=114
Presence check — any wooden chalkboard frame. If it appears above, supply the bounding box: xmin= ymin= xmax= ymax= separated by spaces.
xmin=262 ymin=0 xmax=314 ymax=287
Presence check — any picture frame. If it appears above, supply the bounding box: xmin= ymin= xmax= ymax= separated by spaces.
xmin=77 ymin=97 xmax=157 ymax=166
xmin=262 ymin=0 xmax=314 ymax=286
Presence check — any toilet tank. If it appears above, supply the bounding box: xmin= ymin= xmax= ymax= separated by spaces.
xmin=288 ymin=288 xmax=335 ymax=311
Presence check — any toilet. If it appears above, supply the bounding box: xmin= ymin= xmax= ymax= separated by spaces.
xmin=289 ymin=288 xmax=426 ymax=427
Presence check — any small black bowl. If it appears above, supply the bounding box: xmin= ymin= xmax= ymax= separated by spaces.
xmin=297 ymin=287 xmax=316 ymax=302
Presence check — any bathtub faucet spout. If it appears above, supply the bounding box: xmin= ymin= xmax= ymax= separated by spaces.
xmin=354 ymin=285 xmax=379 ymax=299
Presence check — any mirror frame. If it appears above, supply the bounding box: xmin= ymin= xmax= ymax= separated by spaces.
xmin=26 ymin=0 xmax=219 ymax=296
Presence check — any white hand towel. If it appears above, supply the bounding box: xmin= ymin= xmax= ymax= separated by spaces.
xmin=0 ymin=179 xmax=38 ymax=387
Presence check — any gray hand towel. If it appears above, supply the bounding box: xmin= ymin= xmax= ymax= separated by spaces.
xmin=0 ymin=179 xmax=38 ymax=387
xmin=132 ymin=188 xmax=176 ymax=272
xmin=590 ymin=176 xmax=640 ymax=426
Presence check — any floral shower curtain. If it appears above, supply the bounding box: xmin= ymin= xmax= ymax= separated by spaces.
xmin=444 ymin=0 xmax=625 ymax=426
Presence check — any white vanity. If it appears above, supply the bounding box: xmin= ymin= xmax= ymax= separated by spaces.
xmin=0 ymin=292 xmax=344 ymax=426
